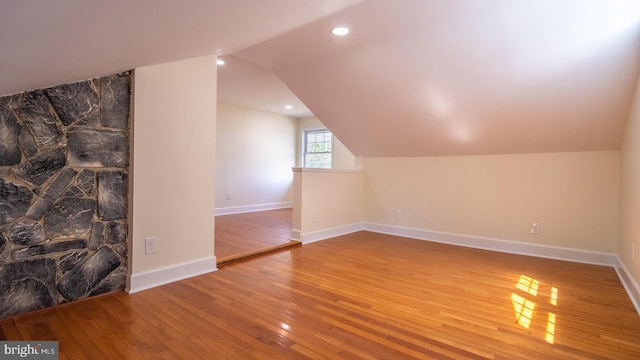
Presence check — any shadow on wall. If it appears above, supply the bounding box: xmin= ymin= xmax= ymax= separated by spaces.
xmin=0 ymin=73 xmax=131 ymax=319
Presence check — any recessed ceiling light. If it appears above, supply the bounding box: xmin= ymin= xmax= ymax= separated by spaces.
xmin=331 ymin=26 xmax=350 ymax=36
xmin=284 ymin=105 xmax=293 ymax=110
xmin=216 ymin=59 xmax=225 ymax=65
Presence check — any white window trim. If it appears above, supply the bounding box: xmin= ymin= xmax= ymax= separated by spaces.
xmin=303 ymin=129 xmax=333 ymax=169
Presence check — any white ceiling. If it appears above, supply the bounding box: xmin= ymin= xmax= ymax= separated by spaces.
xmin=216 ymin=55 xmax=314 ymax=118
xmin=0 ymin=0 xmax=363 ymax=97
xmin=3 ymin=0 xmax=640 ymax=157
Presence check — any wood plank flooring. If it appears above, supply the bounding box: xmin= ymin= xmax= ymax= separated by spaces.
xmin=215 ymin=208 xmax=297 ymax=264
xmin=2 ymin=231 xmax=640 ymax=359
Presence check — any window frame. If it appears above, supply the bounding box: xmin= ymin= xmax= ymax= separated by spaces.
xmin=303 ymin=129 xmax=333 ymax=169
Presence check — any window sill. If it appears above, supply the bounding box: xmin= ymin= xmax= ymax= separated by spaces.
xmin=292 ymin=167 xmax=362 ymax=174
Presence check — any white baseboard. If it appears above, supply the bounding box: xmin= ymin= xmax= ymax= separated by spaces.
xmin=614 ymin=257 xmax=640 ymax=314
xmin=299 ymin=222 xmax=364 ymax=244
xmin=127 ymin=256 xmax=217 ymax=294
xmin=123 ymin=220 xmax=639 ymax=316
xmin=364 ymin=222 xmax=617 ymax=266
xmin=363 ymin=222 xmax=640 ymax=315
xmin=215 ymin=202 xmax=292 ymax=216
xmin=290 ymin=228 xmax=301 ymax=241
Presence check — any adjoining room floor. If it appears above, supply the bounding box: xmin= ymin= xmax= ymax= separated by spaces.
xmin=215 ymin=208 xmax=298 ymax=265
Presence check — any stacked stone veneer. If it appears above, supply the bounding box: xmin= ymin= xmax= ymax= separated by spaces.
xmin=0 ymin=73 xmax=130 ymax=318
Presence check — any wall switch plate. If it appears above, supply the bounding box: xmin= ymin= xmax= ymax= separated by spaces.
xmin=530 ymin=223 xmax=540 ymax=235
xmin=145 ymin=237 xmax=157 ymax=255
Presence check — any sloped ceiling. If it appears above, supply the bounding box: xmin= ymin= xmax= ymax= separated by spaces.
xmin=233 ymin=0 xmax=640 ymax=156
xmin=216 ymin=55 xmax=315 ymax=118
xmin=0 ymin=0 xmax=363 ymax=97
xmin=2 ymin=0 xmax=640 ymax=157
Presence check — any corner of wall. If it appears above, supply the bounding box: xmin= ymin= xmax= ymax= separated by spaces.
xmin=618 ymin=66 xmax=640 ymax=298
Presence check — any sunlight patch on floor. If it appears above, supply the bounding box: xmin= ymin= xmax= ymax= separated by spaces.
xmin=511 ymin=275 xmax=558 ymax=344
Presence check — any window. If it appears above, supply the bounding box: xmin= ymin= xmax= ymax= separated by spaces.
xmin=304 ymin=129 xmax=332 ymax=168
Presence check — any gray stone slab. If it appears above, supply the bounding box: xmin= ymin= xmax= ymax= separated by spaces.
xmin=67 ymin=127 xmax=128 ymax=167
xmin=12 ymin=239 xmax=87 ymax=260
xmin=0 ymin=93 xmax=23 ymax=109
xmin=57 ymin=250 xmax=88 ymax=273
xmin=89 ymin=266 xmax=126 ymax=296
xmin=97 ymin=171 xmax=128 ymax=221
xmin=25 ymin=168 xmax=78 ymax=220
xmin=105 ymin=222 xmax=126 ymax=244
xmin=64 ymin=186 xmax=85 ymax=197
xmin=44 ymin=81 xmax=99 ymax=126
xmin=76 ymin=111 xmax=101 ymax=127
xmin=8 ymin=219 xmax=45 ymax=246
xmin=18 ymin=125 xmax=38 ymax=158
xmin=0 ymin=178 xmax=33 ymax=226
xmin=101 ymin=74 xmax=130 ymax=129
xmin=88 ymin=221 xmax=104 ymax=250
xmin=44 ymin=197 xmax=95 ymax=239
xmin=0 ymin=244 xmax=11 ymax=263
xmin=111 ymin=243 xmax=127 ymax=260
xmin=40 ymin=168 xmax=76 ymax=200
xmin=13 ymin=147 xmax=66 ymax=186
xmin=58 ymin=246 xmax=121 ymax=301
xmin=14 ymin=90 xmax=63 ymax=149
xmin=24 ymin=197 xmax=53 ymax=221
xmin=0 ymin=108 xmax=22 ymax=166
xmin=0 ymin=258 xmax=57 ymax=318
xmin=76 ymin=169 xmax=95 ymax=195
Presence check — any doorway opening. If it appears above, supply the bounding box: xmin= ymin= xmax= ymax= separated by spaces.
xmin=215 ymin=208 xmax=299 ymax=266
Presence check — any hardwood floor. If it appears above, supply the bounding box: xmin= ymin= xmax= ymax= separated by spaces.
xmin=2 ymin=231 xmax=640 ymax=359
xmin=215 ymin=208 xmax=298 ymax=265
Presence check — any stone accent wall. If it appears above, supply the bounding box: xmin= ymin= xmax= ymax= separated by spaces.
xmin=0 ymin=73 xmax=130 ymax=318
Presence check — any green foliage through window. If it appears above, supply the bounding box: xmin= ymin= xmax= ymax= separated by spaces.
xmin=304 ymin=130 xmax=332 ymax=168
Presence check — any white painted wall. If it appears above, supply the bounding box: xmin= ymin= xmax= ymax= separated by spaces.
xmin=297 ymin=116 xmax=360 ymax=170
xmin=619 ymin=71 xmax=640 ymax=288
xmin=216 ymin=101 xmax=296 ymax=214
xmin=364 ymin=151 xmax=620 ymax=253
xmin=129 ymin=55 xmax=217 ymax=291
xmin=292 ymin=168 xmax=364 ymax=243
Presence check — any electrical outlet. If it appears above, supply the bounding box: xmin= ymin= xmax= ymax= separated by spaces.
xmin=145 ymin=237 xmax=157 ymax=255
xmin=633 ymin=244 xmax=636 ymax=262
xmin=394 ymin=209 xmax=402 ymax=219
xmin=530 ymin=223 xmax=540 ymax=235
xmin=226 ymin=192 xmax=232 ymax=200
